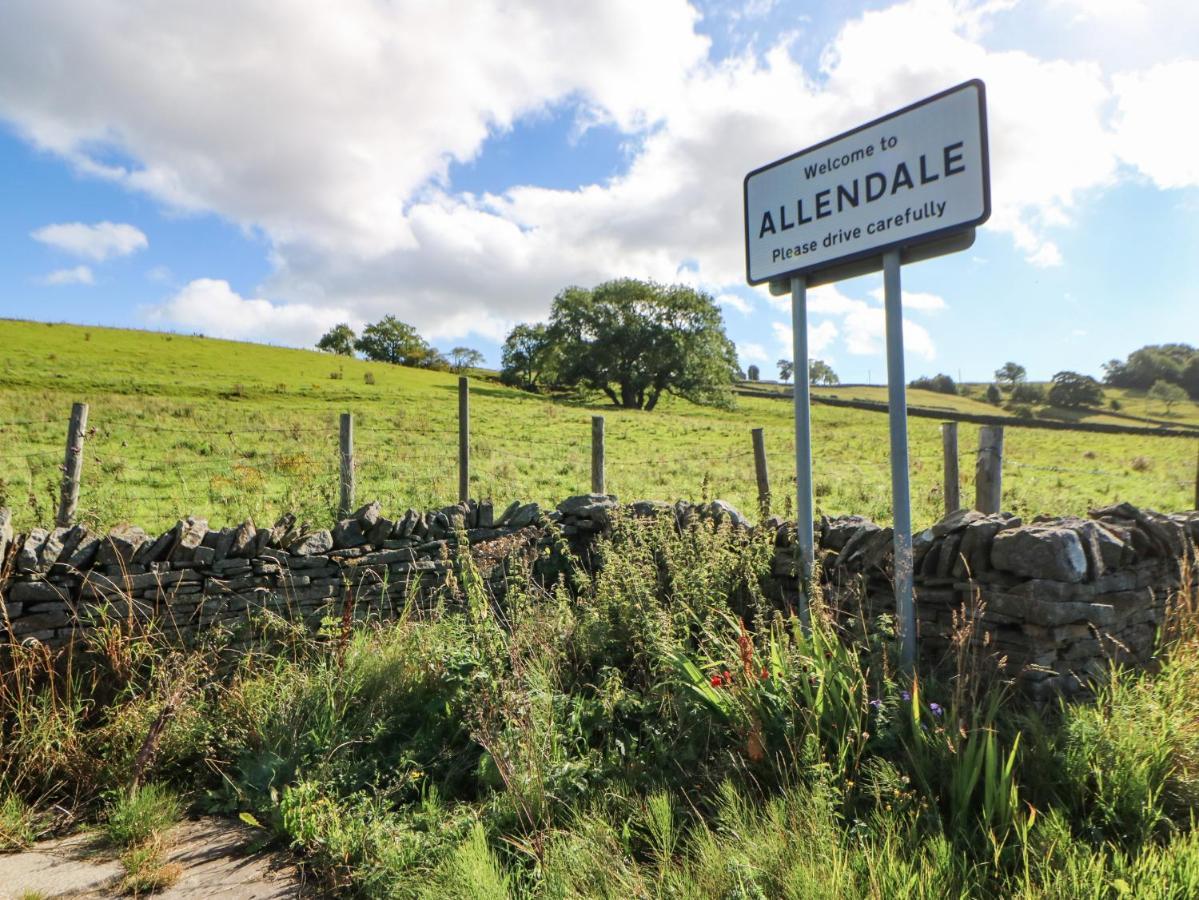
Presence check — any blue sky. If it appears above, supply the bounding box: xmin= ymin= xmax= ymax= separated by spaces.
xmin=0 ymin=0 xmax=1195 ymax=383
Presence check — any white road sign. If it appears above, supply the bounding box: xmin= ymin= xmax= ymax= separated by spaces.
xmin=744 ymin=80 xmax=989 ymax=285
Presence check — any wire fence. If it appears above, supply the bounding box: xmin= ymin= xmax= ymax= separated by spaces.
xmin=0 ymin=391 xmax=1195 ymax=533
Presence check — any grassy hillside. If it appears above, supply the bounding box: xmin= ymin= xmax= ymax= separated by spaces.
xmin=1 ymin=318 xmax=1195 ymax=532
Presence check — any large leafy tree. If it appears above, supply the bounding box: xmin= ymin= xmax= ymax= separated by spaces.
xmin=994 ymin=361 xmax=1027 ymax=390
xmin=547 ymin=279 xmax=739 ymax=410
xmin=1103 ymin=344 xmax=1197 ymax=392
xmin=316 ymin=323 xmax=356 ymax=356
xmin=809 ymin=359 xmax=839 ymax=386
xmin=500 ymin=323 xmax=559 ymax=391
xmin=1047 ymin=370 xmax=1104 ymax=407
xmin=354 ymin=316 xmax=437 ymax=368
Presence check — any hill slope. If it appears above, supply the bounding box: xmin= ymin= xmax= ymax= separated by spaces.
xmin=0 ymin=318 xmax=1194 ymax=532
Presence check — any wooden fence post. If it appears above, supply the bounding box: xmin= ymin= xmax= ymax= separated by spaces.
xmin=941 ymin=421 xmax=960 ymax=517
xmin=591 ymin=416 xmax=605 ymax=495
xmin=1194 ymin=442 xmax=1198 ymax=511
xmin=458 ymin=377 xmax=470 ymax=503
xmin=56 ymin=401 xmax=88 ymax=527
xmin=975 ymin=424 xmax=1004 ymax=515
xmin=339 ymin=412 xmax=355 ymax=518
xmin=751 ymin=427 xmax=771 ymax=517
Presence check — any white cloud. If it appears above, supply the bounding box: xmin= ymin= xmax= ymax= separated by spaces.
xmin=867 ymin=286 xmax=947 ymax=312
xmin=38 ymin=265 xmax=94 ymax=286
xmin=842 ymin=307 xmax=936 ymax=360
xmin=143 ymin=278 xmax=356 ymax=347
xmin=717 ymin=292 xmax=753 ymax=315
xmin=738 ymin=341 xmax=769 ymax=366
xmin=0 ymin=0 xmax=1193 ymax=347
xmin=1112 ymin=61 xmax=1199 ymax=190
xmin=771 ymin=319 xmax=839 ymax=357
xmin=31 ymin=221 xmax=147 ymax=261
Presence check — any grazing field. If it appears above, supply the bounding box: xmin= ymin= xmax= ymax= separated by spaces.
xmin=0 ymin=317 xmax=1195 ymax=534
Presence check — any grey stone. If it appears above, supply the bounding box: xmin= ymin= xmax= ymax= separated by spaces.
xmin=395 ymin=509 xmax=419 ymax=539
xmin=506 ymin=503 xmax=542 ymax=528
xmin=332 ymin=518 xmax=369 ymax=549
xmin=557 ymin=494 xmax=618 ymax=519
xmin=268 ymin=513 xmax=297 ymax=549
xmin=95 ymin=526 xmax=150 ymax=568
xmin=11 ymin=608 xmax=73 ymax=634
xmin=706 ymin=500 xmax=749 ymax=529
xmin=476 ymin=501 xmax=494 ymax=529
xmin=170 ymin=517 xmax=209 ymax=561
xmin=17 ymin=528 xmax=48 ymax=573
xmin=9 ymin=580 xmax=69 ymax=605
xmin=366 ymin=516 xmax=393 ymax=547
xmin=990 ymin=525 xmax=1088 ymax=583
xmin=135 ymin=526 xmax=178 ymax=566
xmin=211 ymin=527 xmax=237 ymax=562
xmin=0 ymin=507 xmax=11 ymax=562
xmin=354 ymin=501 xmax=382 ymax=527
xmin=65 ymin=530 xmax=102 ymax=569
xmin=41 ymin=526 xmax=74 ymax=565
xmin=290 ymin=530 xmax=333 ymax=556
xmin=931 ymin=508 xmax=986 ymax=538
xmin=496 ymin=500 xmax=522 ymax=527
xmin=231 ymin=519 xmax=257 ymax=558
xmin=630 ymin=499 xmax=671 ymax=519
xmin=192 ymin=546 xmax=216 ymax=566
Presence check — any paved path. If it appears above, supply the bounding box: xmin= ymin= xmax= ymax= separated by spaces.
xmin=0 ymin=818 xmax=309 ymax=898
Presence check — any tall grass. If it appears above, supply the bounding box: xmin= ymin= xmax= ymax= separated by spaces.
xmin=1 ymin=514 xmax=1196 ymax=896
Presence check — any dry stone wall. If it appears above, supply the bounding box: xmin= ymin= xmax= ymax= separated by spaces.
xmin=2 ymin=498 xmax=1195 ymax=698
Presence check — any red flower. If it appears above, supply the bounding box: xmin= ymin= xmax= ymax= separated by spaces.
xmin=760 ymin=667 xmax=770 ymax=680
xmin=710 ymin=674 xmax=722 ymax=688
xmin=722 ymin=670 xmax=733 ymax=686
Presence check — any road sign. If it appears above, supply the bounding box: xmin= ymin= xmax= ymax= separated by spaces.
xmin=745 ymin=80 xmax=990 ymax=671
xmin=744 ymin=80 xmax=989 ymax=286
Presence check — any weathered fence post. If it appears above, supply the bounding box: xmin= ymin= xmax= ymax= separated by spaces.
xmin=975 ymin=424 xmax=1004 ymax=515
xmin=338 ymin=412 xmax=354 ymax=518
xmin=56 ymin=401 xmax=88 ymax=527
xmin=458 ymin=376 xmax=470 ymax=503
xmin=941 ymin=421 xmax=960 ymax=516
xmin=751 ymin=427 xmax=771 ymax=517
xmin=591 ymin=416 xmax=605 ymax=495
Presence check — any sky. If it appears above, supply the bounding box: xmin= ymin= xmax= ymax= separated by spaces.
xmin=0 ymin=0 xmax=1196 ymax=384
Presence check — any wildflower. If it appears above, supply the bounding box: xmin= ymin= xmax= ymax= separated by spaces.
xmin=901 ymin=690 xmax=911 ymax=702
xmin=869 ymin=698 xmax=882 ymax=710
xmin=722 ymin=670 xmax=733 ymax=686
xmin=710 ymin=674 xmax=722 ymax=688
xmin=760 ymin=667 xmax=770 ymax=680
xmin=929 ymin=702 xmax=944 ymax=718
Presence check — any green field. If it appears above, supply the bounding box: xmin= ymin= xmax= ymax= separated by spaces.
xmin=1 ymin=318 xmax=1195 ymax=533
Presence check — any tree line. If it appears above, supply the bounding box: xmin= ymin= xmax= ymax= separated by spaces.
xmin=316 ymin=318 xmax=484 ymax=374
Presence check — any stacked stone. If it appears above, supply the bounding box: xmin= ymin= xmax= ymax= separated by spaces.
xmin=774 ymin=503 xmax=1197 ymax=698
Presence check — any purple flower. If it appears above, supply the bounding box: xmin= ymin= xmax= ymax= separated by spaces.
xmin=901 ymin=690 xmax=911 ymax=702
xmin=869 ymin=698 xmax=882 ymax=710
xmin=929 ymin=702 xmax=944 ymax=718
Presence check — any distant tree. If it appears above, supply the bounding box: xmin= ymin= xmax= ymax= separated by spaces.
xmin=778 ymin=359 xmax=794 ymax=383
xmin=985 ymin=383 xmax=1002 ymax=405
xmin=1047 ymin=370 xmax=1104 ymax=407
xmin=548 ymin=279 xmax=739 ymax=410
xmin=910 ymin=373 xmax=956 ymax=395
xmin=747 ymin=364 xmax=760 ymax=381
xmin=316 ymin=323 xmax=356 ymax=356
xmin=1148 ymin=379 xmax=1188 ymax=414
xmin=1103 ymin=344 xmax=1196 ymax=390
xmin=1181 ymin=356 xmax=1199 ymax=400
xmin=354 ymin=316 xmax=435 ymax=367
xmin=421 ymin=348 xmax=451 ymax=371
xmin=500 ymin=323 xmax=559 ymax=391
xmin=1009 ymin=382 xmax=1045 ymax=404
xmin=994 ymin=362 xmax=1027 ymax=390
xmin=809 ymin=359 xmax=839 ymax=386
xmin=449 ymin=346 xmax=485 ymax=374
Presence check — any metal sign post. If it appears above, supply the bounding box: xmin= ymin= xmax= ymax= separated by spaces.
xmin=790 ymin=274 xmax=814 ymax=626
xmin=743 ymin=79 xmax=990 ymax=671
xmin=882 ymin=250 xmax=916 ymax=669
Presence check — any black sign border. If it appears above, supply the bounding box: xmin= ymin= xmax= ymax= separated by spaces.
xmin=743 ymin=78 xmax=991 ymax=286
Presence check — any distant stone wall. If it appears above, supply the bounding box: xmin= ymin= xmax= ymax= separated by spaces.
xmin=2 ymin=498 xmax=1196 ymax=698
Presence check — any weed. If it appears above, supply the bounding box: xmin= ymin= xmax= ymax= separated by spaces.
xmin=105 ymin=784 xmax=183 ymax=849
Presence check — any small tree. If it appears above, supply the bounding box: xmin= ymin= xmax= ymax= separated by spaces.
xmin=316 ymin=323 xmax=356 ymax=356
xmin=910 ymin=373 xmax=956 ymax=395
xmin=778 ymin=359 xmax=794 ymax=383
xmin=1148 ymin=379 xmax=1188 ymax=414
xmin=449 ymin=346 xmax=485 ymax=374
xmin=1047 ymin=371 xmax=1104 ymax=407
xmin=1009 ymin=382 xmax=1045 ymax=404
xmin=985 ymin=383 xmax=1002 ymax=405
xmin=354 ymin=316 xmax=435 ymax=367
xmin=746 ymin=364 xmax=760 ymax=381
xmin=994 ymin=362 xmax=1027 ymax=390
xmin=809 ymin=359 xmax=839 ymax=386
xmin=500 ymin=323 xmax=559 ymax=391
